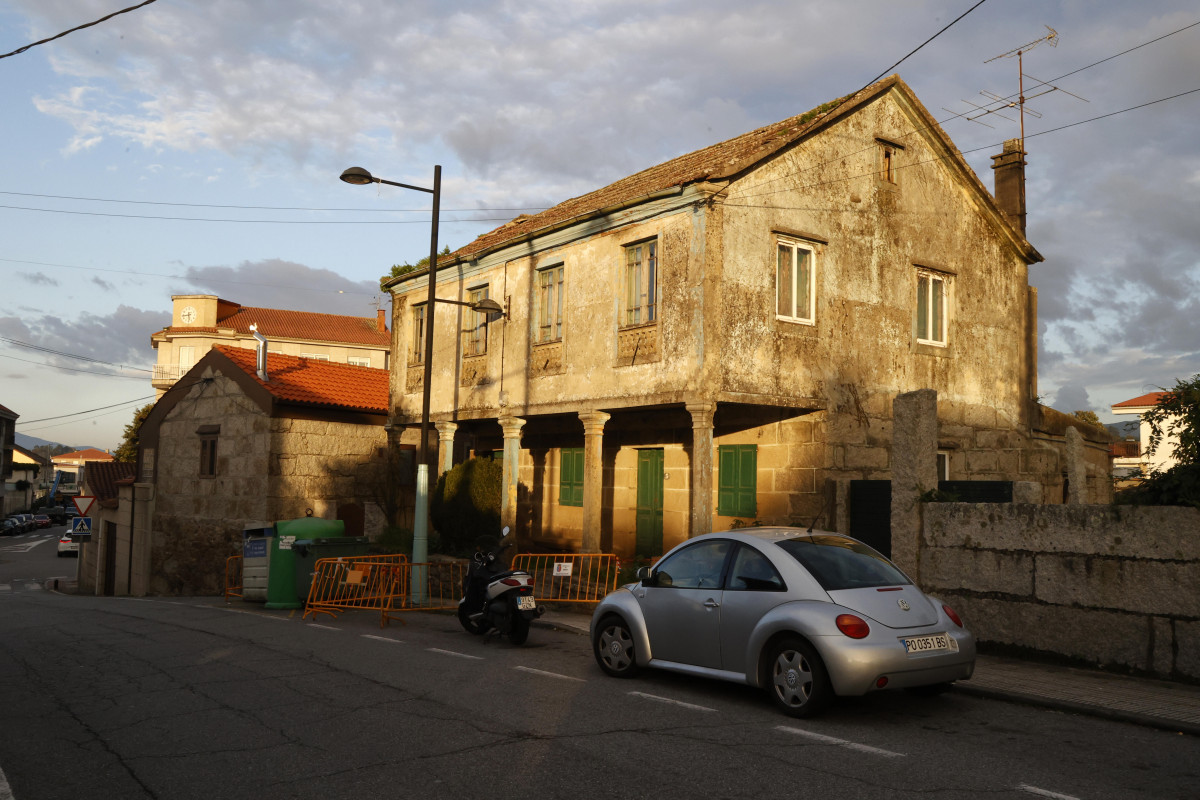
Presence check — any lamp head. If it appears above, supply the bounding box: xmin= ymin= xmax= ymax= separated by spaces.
xmin=340 ymin=166 xmax=376 ymax=186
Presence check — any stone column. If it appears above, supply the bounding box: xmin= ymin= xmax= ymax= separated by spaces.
xmin=890 ymin=389 xmax=938 ymax=583
xmin=686 ymin=402 xmax=716 ymax=539
xmin=578 ymin=411 xmax=611 ymax=553
xmin=1065 ymin=426 xmax=1087 ymax=504
xmin=499 ymin=416 xmax=526 ymax=534
xmin=435 ymin=421 xmax=457 ymax=477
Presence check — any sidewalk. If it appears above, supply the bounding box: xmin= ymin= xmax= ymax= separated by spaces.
xmin=536 ymin=609 xmax=1200 ymax=736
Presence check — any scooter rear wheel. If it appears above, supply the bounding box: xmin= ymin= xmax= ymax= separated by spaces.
xmin=508 ymin=614 xmax=530 ymax=645
xmin=458 ymin=604 xmax=487 ymax=635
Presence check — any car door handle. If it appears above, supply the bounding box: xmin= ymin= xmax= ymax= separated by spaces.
xmin=703 ymin=599 xmax=720 ymax=609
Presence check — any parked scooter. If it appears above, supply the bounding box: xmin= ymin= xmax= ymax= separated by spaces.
xmin=457 ymin=526 xmax=543 ymax=644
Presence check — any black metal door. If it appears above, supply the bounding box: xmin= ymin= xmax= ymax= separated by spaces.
xmin=849 ymin=480 xmax=892 ymax=557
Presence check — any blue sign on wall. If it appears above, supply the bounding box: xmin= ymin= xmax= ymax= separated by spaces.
xmin=244 ymin=538 xmax=268 ymax=559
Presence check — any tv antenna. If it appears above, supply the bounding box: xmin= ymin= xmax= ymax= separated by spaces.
xmin=943 ymin=26 xmax=1087 ymax=145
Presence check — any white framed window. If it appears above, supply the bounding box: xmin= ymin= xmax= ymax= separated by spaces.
xmin=776 ymin=239 xmax=815 ymax=324
xmin=622 ymin=240 xmax=657 ymax=327
xmin=536 ymin=264 xmax=564 ymax=343
xmin=178 ymin=345 xmax=195 ymax=371
xmin=347 ymin=356 xmax=371 ymax=367
xmin=465 ymin=286 xmax=489 ymax=356
xmin=300 ymin=353 xmax=331 ymax=361
xmin=936 ymin=450 xmax=950 ymax=480
xmin=411 ymin=303 xmax=427 ymax=363
xmin=916 ymin=269 xmax=948 ymax=346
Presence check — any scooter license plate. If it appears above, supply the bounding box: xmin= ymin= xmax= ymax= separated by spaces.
xmin=517 ymin=596 xmax=536 ymax=611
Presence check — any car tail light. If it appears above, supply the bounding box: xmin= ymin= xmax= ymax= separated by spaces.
xmin=500 ymin=578 xmax=523 ymax=587
xmin=836 ymin=614 xmax=870 ymax=639
xmin=942 ymin=604 xmax=963 ymax=627
xmin=876 ymin=677 xmax=889 ymax=689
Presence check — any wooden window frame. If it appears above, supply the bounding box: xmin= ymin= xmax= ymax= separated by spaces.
xmin=559 ymin=447 xmax=584 ymax=507
xmin=717 ymin=444 xmax=757 ymax=518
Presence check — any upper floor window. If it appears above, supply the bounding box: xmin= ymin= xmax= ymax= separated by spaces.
xmin=877 ymin=139 xmax=903 ymax=185
xmin=776 ymin=239 xmax=815 ymax=324
xmin=197 ymin=424 xmax=220 ymax=478
xmin=411 ymin=303 xmax=427 ymax=363
xmin=916 ymin=269 xmax=948 ymax=346
xmin=622 ymin=240 xmax=657 ymax=328
xmin=464 ymin=286 xmax=490 ymax=356
xmin=536 ymin=264 xmax=564 ymax=343
xmin=300 ymin=353 xmax=331 ymax=361
xmin=347 ymin=356 xmax=371 ymax=367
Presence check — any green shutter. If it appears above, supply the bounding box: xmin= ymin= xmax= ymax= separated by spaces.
xmin=718 ymin=445 xmax=757 ymax=517
xmin=559 ymin=448 xmax=584 ymax=507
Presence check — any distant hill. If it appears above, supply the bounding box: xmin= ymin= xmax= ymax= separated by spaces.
xmin=1107 ymin=421 xmax=1139 ymax=440
xmin=13 ymin=433 xmax=101 ymax=452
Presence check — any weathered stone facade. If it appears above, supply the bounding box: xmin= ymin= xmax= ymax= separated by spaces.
xmin=386 ymin=76 xmax=1107 ymax=560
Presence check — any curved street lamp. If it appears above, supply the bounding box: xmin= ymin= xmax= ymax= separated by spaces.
xmin=341 ymin=164 xmax=441 ymax=602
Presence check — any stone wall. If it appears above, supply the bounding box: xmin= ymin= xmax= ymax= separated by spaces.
xmin=920 ymin=502 xmax=1200 ymax=682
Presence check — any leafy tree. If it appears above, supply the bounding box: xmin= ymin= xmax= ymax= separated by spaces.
xmin=1115 ymin=374 xmax=1200 ymax=508
xmin=113 ymin=403 xmax=154 ymax=463
xmin=379 ymin=245 xmax=452 ymax=291
xmin=1071 ymin=410 xmax=1105 ymax=429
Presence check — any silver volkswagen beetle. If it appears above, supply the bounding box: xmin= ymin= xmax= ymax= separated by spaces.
xmin=590 ymin=528 xmax=975 ymax=717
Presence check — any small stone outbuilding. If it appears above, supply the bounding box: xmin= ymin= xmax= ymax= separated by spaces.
xmin=99 ymin=345 xmax=390 ymax=596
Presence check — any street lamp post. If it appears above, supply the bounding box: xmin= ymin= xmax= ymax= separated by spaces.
xmin=341 ymin=165 xmax=440 ymax=603
xmin=339 ymin=166 xmax=503 ymax=605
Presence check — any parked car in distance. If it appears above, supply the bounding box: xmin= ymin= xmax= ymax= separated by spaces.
xmin=591 ymin=528 xmax=976 ymax=718
xmin=1 ymin=518 xmax=18 ymax=536
xmin=10 ymin=514 xmax=34 ymax=533
xmin=33 ymin=514 xmax=51 ymax=529
xmin=57 ymin=533 xmax=79 ymax=557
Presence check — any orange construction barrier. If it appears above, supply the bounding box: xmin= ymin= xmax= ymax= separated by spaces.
xmin=224 ymin=555 xmax=243 ymax=601
xmin=382 ymin=560 xmax=470 ymax=626
xmin=511 ymin=553 xmax=621 ymax=603
xmin=303 ymin=554 xmax=408 ymax=626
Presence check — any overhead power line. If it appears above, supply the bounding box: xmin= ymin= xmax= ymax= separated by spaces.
xmin=0 ymin=0 xmax=159 ymax=61
xmin=0 ymin=351 xmax=148 ymax=379
xmin=0 ymin=203 xmax=515 ymax=225
xmin=15 ymin=395 xmax=156 ymax=425
xmin=0 ymin=335 xmax=152 ymax=373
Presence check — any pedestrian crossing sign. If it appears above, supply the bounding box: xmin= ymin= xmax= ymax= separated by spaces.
xmin=70 ymin=516 xmax=92 ymax=539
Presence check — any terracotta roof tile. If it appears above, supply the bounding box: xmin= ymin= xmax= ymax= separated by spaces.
xmin=159 ymin=305 xmax=389 ymax=347
xmin=54 ymin=448 xmax=113 ymax=462
xmin=1113 ymin=392 xmax=1167 ymax=409
xmin=0 ymin=402 xmax=16 ymax=417
xmin=213 ymin=345 xmax=388 ymax=414
xmin=443 ymin=80 xmax=887 ymax=265
xmin=84 ymin=460 xmax=137 ymax=508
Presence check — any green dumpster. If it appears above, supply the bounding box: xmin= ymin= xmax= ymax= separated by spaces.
xmin=264 ymin=515 xmax=348 ymax=609
xmin=292 ymin=536 xmax=370 ymax=601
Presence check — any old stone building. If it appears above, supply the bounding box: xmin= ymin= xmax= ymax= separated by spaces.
xmin=100 ymin=345 xmax=390 ymax=595
xmin=385 ymin=75 xmax=1110 ymax=561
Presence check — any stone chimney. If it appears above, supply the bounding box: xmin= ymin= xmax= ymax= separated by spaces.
xmin=376 ymin=309 xmax=387 ymax=332
xmin=991 ymin=138 xmax=1027 ymax=235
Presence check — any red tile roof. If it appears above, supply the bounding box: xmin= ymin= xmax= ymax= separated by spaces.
xmin=213 ymin=345 xmax=388 ymax=414
xmin=0 ymin=402 xmax=16 ymax=418
xmin=1113 ymin=392 xmax=1167 ymax=409
xmin=84 ymin=460 xmax=137 ymax=509
xmin=159 ymin=305 xmax=389 ymax=347
xmin=53 ymin=448 xmax=114 ymax=463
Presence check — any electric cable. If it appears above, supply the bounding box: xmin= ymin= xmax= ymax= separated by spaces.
xmin=0 ymin=0 xmax=158 ymax=61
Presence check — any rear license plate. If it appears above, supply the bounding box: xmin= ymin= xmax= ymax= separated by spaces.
xmin=517 ymin=596 xmax=536 ymax=611
xmin=903 ymin=633 xmax=953 ymax=654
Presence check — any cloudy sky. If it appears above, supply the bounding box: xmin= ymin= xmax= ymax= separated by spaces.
xmin=1 ymin=0 xmax=1197 ymax=450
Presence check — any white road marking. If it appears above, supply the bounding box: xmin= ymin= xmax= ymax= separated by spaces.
xmin=307 ymin=623 xmax=339 ymax=631
xmin=0 ymin=539 xmax=50 ymax=553
xmin=628 ymin=691 xmax=716 ymax=712
xmin=514 ymin=666 xmax=586 ymax=682
xmin=1017 ymin=785 xmax=1081 ymax=800
xmin=362 ymin=634 xmax=406 ymax=644
xmin=426 ymin=647 xmax=483 ymax=660
xmin=776 ymin=725 xmax=905 ymax=758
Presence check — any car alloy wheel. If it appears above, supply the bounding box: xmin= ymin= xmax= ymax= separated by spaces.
xmin=766 ymin=637 xmax=831 ymax=717
xmin=593 ymin=615 xmax=639 ymax=678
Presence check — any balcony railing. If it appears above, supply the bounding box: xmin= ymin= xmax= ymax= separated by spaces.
xmin=152 ymin=364 xmax=190 ymax=383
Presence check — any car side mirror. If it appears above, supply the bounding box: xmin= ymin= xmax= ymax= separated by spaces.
xmin=636 ymin=566 xmax=655 ymax=586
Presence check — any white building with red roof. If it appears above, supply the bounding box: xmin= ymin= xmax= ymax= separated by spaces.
xmin=150 ymin=294 xmax=391 ymax=398
xmin=1111 ymin=391 xmax=1178 ymax=476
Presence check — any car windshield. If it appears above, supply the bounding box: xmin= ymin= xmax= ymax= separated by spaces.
xmin=775 ymin=535 xmax=911 ymax=590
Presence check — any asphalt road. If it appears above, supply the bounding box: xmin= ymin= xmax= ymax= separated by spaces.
xmin=1 ymin=533 xmax=1197 ymax=800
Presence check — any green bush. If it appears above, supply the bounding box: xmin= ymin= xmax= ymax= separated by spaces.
xmin=430 ymin=457 xmax=502 ymax=557
xmin=371 ymin=525 xmax=415 ymax=555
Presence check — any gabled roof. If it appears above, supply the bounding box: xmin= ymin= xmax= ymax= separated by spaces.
xmin=419 ymin=74 xmax=1039 ymax=274
xmin=1113 ymin=392 xmax=1167 ymax=410
xmin=0 ymin=401 xmax=16 ymax=419
xmin=155 ymin=305 xmax=389 ymax=348
xmin=53 ymin=448 xmax=113 ymax=463
xmin=211 ymin=345 xmax=388 ymax=414
xmin=84 ymin=460 xmax=137 ymax=509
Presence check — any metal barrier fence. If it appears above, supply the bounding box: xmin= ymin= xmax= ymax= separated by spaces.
xmin=224 ymin=555 xmax=243 ymax=601
xmin=382 ymin=560 xmax=470 ymax=626
xmin=303 ymin=554 xmax=408 ymax=626
xmin=512 ymin=553 xmax=621 ymax=603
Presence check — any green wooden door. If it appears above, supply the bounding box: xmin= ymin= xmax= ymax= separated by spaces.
xmin=635 ymin=449 xmax=664 ymax=558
